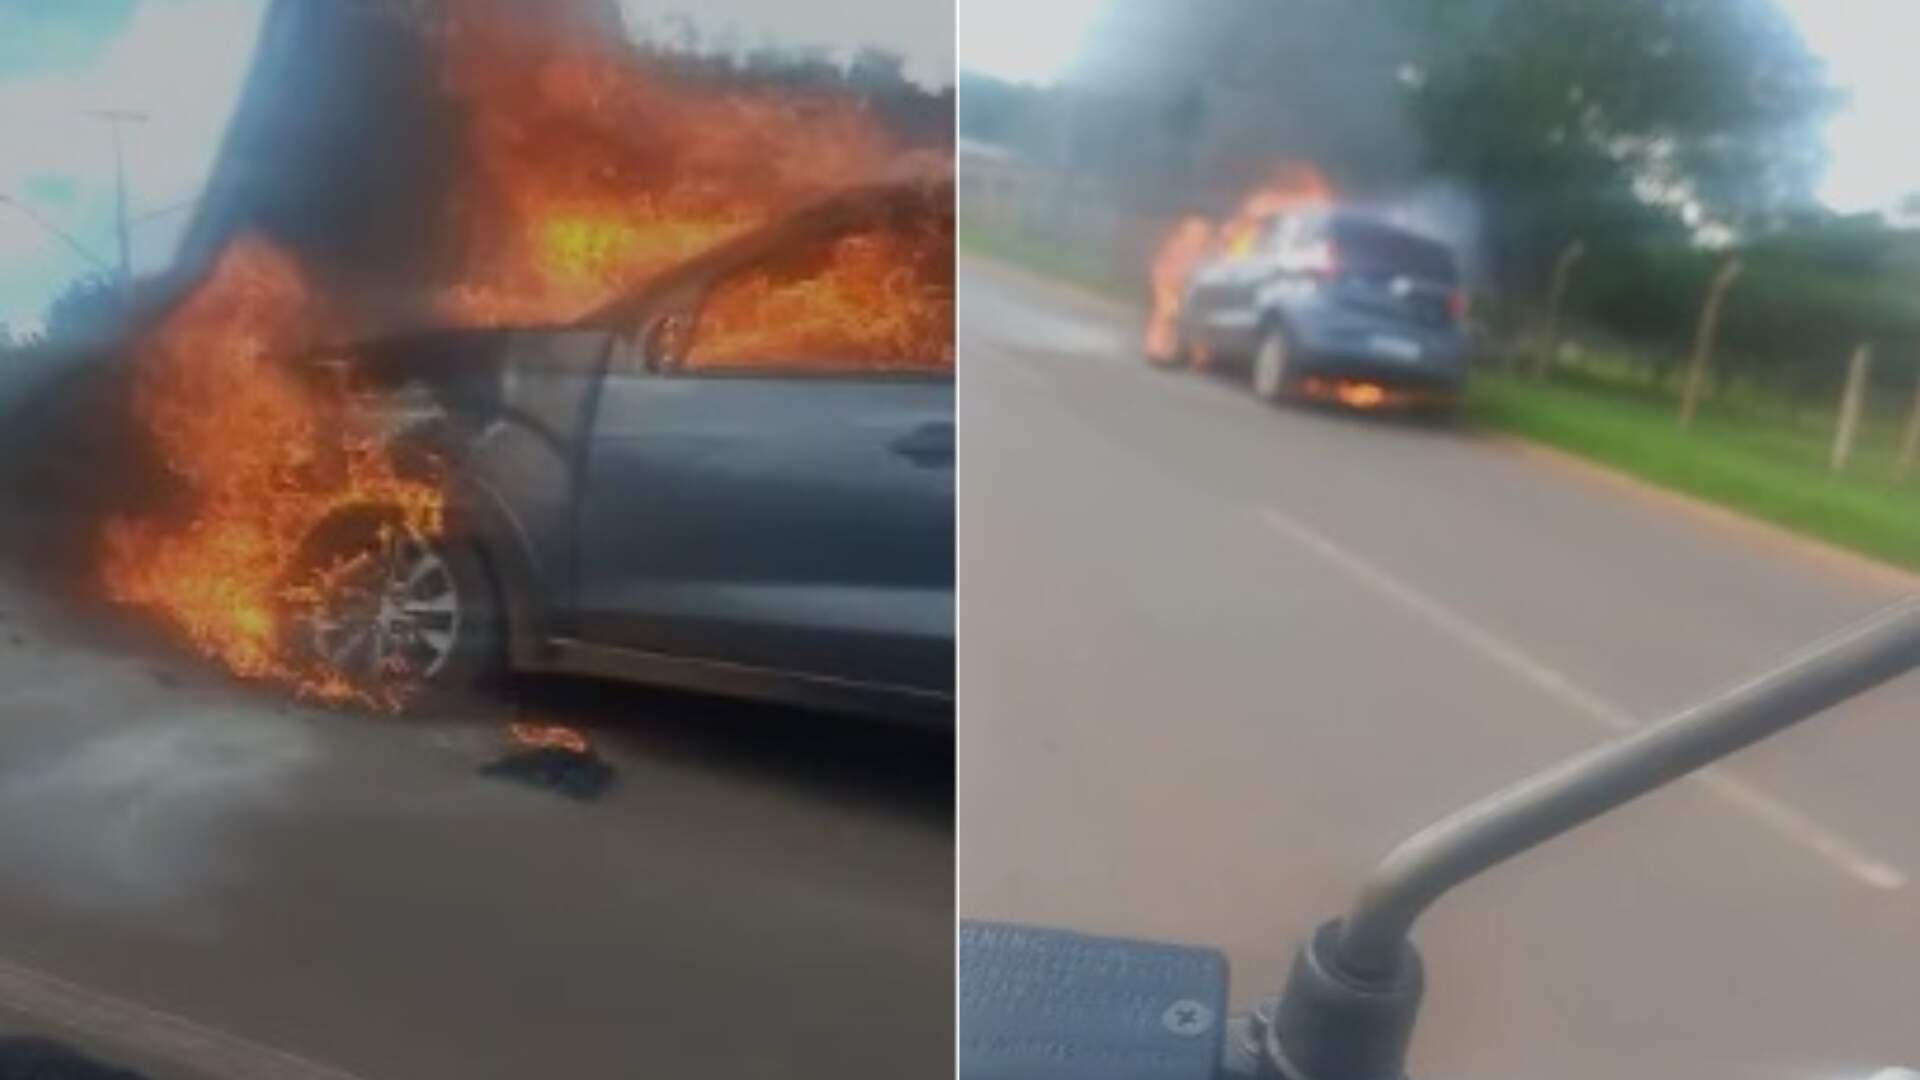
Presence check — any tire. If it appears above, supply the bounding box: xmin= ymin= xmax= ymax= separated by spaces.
xmin=280 ymin=503 xmax=503 ymax=709
xmin=1251 ymin=326 xmax=1294 ymax=403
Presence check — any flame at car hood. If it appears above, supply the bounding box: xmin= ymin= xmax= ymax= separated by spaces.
xmin=1144 ymin=162 xmax=1334 ymax=362
xmin=100 ymin=237 xmax=445 ymax=705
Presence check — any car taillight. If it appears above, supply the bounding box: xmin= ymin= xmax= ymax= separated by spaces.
xmin=1447 ymin=288 xmax=1470 ymax=321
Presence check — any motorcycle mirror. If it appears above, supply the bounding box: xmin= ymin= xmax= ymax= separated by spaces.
xmin=961 ymin=597 xmax=1920 ymax=1080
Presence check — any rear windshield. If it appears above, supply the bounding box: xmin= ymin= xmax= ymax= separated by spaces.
xmin=1330 ymin=219 xmax=1458 ymax=283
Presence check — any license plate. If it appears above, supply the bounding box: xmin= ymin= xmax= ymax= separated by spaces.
xmin=1369 ymin=334 xmax=1422 ymax=362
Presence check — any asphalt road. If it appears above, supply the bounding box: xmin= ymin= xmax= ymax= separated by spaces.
xmin=958 ymin=256 xmax=1920 ymax=1080
xmin=0 ymin=531 xmax=951 ymax=1077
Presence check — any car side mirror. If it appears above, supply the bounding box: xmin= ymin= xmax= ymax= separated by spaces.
xmin=640 ymin=310 xmax=695 ymax=373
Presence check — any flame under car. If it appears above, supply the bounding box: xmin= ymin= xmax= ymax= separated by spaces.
xmin=284 ymin=182 xmax=955 ymax=723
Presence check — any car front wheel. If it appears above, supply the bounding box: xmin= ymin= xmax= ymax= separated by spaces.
xmin=1252 ymin=327 xmax=1293 ymax=403
xmin=281 ymin=504 xmax=502 ymax=708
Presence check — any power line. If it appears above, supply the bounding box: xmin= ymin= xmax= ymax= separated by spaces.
xmin=0 ymin=195 xmax=115 ymax=274
xmin=82 ymin=108 xmax=150 ymax=293
xmin=130 ymin=197 xmax=200 ymax=226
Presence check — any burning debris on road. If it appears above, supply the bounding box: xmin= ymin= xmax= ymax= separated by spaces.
xmin=481 ymin=721 xmax=613 ymax=801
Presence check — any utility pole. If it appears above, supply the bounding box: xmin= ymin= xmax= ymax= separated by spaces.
xmin=83 ymin=108 xmax=149 ymax=300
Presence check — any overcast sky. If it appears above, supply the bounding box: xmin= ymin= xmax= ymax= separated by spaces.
xmin=962 ymin=0 xmax=1920 ymax=219
xmin=0 ymin=0 xmax=953 ymax=335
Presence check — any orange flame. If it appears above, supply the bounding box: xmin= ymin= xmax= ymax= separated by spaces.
xmin=508 ymin=721 xmax=591 ymax=754
xmin=1220 ymin=163 xmax=1334 ymax=257
xmin=101 ymin=237 xmax=444 ymax=706
xmin=689 ymin=215 xmax=954 ymax=371
xmin=1143 ymin=163 xmax=1334 ymax=361
xmin=100 ymin=2 xmax=952 ymax=708
xmin=1335 ymin=381 xmax=1387 ymax=409
xmin=1145 ymin=216 xmax=1215 ymax=364
xmin=436 ymin=0 xmax=917 ymax=325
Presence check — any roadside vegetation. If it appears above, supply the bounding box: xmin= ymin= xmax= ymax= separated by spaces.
xmin=1466 ymin=367 xmax=1920 ymax=571
xmin=956 ymin=223 xmax=1133 ymax=304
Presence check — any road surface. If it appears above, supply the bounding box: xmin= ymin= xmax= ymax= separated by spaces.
xmin=0 ymin=524 xmax=951 ymax=1077
xmin=959 ymin=256 xmax=1920 ymax=1080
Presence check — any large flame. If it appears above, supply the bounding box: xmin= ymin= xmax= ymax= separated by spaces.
xmin=101 ymin=237 xmax=444 ymax=704
xmin=689 ymin=213 xmax=954 ymax=370
xmin=1145 ymin=216 xmax=1216 ymax=363
xmin=1143 ymin=163 xmax=1334 ymax=362
xmin=100 ymin=2 xmax=952 ymax=706
xmin=438 ymin=0 xmax=908 ymax=325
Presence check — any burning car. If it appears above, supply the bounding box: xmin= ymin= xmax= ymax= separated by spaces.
xmin=1171 ymin=208 xmax=1471 ymax=413
xmin=268 ymin=180 xmax=954 ymax=722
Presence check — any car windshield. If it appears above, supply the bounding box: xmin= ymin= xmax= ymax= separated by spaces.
xmin=1329 ymin=219 xmax=1458 ymax=283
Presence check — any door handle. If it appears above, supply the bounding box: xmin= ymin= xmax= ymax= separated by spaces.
xmin=890 ymin=421 xmax=955 ymax=467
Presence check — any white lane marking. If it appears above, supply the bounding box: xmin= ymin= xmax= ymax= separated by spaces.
xmin=0 ymin=956 xmax=369 ymax=1080
xmin=1257 ymin=505 xmax=1909 ymax=892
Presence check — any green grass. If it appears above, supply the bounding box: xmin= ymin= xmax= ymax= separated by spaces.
xmin=1466 ymin=374 xmax=1920 ymax=571
xmin=957 ymin=222 xmax=1136 ymax=304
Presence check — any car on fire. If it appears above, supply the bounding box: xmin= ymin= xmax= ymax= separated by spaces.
xmin=1171 ymin=208 xmax=1471 ymax=413
xmin=285 ymin=181 xmax=955 ymax=724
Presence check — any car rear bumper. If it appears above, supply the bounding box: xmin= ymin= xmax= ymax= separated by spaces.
xmin=1294 ymin=373 xmax=1459 ymax=410
xmin=1293 ymin=354 xmax=1465 ymax=392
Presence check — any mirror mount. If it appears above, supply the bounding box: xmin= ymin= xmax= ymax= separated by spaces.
xmin=637 ymin=308 xmax=695 ymax=373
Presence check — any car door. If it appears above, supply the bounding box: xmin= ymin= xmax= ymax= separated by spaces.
xmin=572 ymin=209 xmax=955 ymax=696
xmin=1186 ymin=216 xmax=1288 ymax=352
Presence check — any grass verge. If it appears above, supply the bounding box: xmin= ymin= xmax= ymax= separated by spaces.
xmin=1465 ymin=374 xmax=1920 ymax=572
xmin=958 ymin=223 xmax=1136 ymax=305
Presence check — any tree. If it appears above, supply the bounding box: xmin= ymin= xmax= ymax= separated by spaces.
xmin=847 ymin=47 xmax=910 ymax=96
xmin=1401 ymin=0 xmax=1837 ymax=287
xmin=42 ymin=274 xmax=124 ymax=345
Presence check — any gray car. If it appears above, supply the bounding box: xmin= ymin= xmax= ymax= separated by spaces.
xmin=1174 ymin=209 xmax=1470 ymax=410
xmin=285 ymin=182 xmax=955 ymax=724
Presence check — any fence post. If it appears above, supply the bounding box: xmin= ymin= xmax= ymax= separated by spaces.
xmin=1896 ymin=374 xmax=1920 ymax=482
xmin=1678 ymin=257 xmax=1743 ymax=432
xmin=1830 ymin=341 xmax=1872 ymax=474
xmin=1535 ymin=239 xmax=1585 ymax=381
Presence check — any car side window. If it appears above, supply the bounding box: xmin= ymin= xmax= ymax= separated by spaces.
xmin=681 ymin=213 xmax=955 ymax=376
